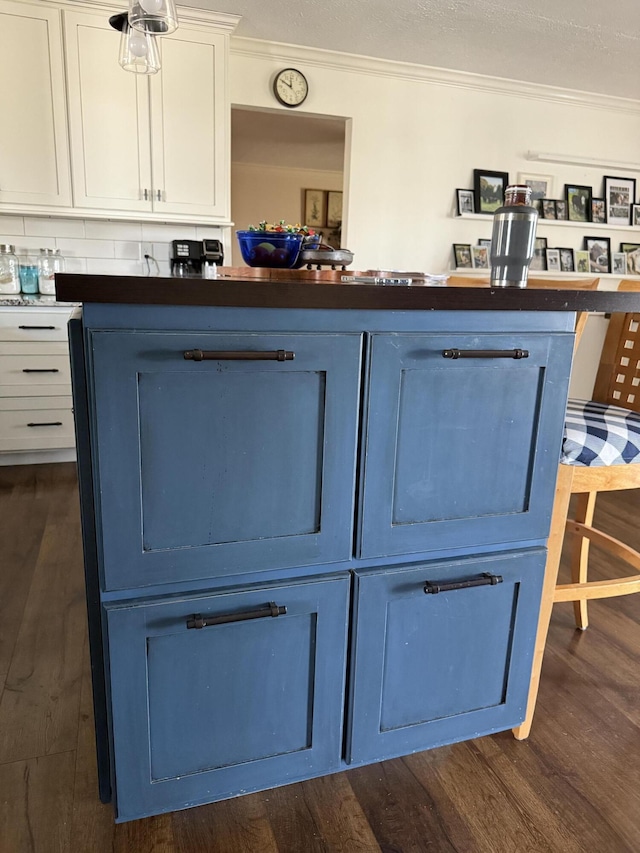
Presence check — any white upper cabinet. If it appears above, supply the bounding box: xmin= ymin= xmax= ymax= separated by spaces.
xmin=0 ymin=0 xmax=71 ymax=207
xmin=64 ymin=10 xmax=232 ymax=220
xmin=150 ymin=28 xmax=228 ymax=218
xmin=64 ymin=11 xmax=154 ymax=213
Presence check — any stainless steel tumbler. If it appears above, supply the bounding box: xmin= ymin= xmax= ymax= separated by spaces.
xmin=490 ymin=185 xmax=539 ymax=288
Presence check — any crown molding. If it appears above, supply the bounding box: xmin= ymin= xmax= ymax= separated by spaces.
xmin=231 ymin=37 xmax=640 ymax=116
xmin=38 ymin=0 xmax=241 ymax=31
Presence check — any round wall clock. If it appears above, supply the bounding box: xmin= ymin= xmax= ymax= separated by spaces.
xmin=273 ymin=68 xmax=309 ymax=108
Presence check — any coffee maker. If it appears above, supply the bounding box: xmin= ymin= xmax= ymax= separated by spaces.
xmin=170 ymin=239 xmax=224 ymax=277
xmin=171 ymin=240 xmax=202 ymax=277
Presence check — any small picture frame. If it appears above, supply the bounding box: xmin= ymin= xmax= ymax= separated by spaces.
xmin=565 ymin=184 xmax=592 ymax=223
xmin=632 ymin=204 xmax=640 ymax=227
xmin=456 ymin=189 xmax=475 ymax=215
xmin=575 ymin=250 xmax=590 ymax=273
xmin=304 ymin=189 xmax=326 ymax=227
xmin=516 ymin=172 xmax=554 ymax=206
xmin=545 ymin=248 xmax=561 ymax=272
xmin=473 ymin=169 xmax=509 ymax=214
xmin=471 ymin=245 xmax=489 ymax=269
xmin=478 ymin=238 xmax=492 ymax=250
xmin=612 ymin=252 xmax=628 ymax=275
xmin=326 ymin=190 xmax=343 ymax=228
xmin=625 ymin=246 xmax=640 ymax=275
xmin=555 ymin=199 xmax=568 ymax=220
xmin=584 ymin=236 xmax=611 ymax=274
xmin=620 ymin=242 xmax=640 ymax=253
xmin=453 ymin=243 xmax=473 ymax=268
xmin=531 ymin=236 xmax=548 ymax=271
xmin=559 ymin=248 xmax=575 ymax=273
xmin=604 ymin=175 xmax=636 ymax=225
xmin=541 ymin=199 xmax=556 ymax=220
xmin=591 ymin=198 xmax=606 ymax=224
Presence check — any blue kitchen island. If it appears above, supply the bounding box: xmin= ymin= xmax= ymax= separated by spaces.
xmin=57 ymin=273 xmax=638 ymax=822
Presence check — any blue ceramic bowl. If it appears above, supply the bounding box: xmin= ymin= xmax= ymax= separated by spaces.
xmin=236 ymin=231 xmax=320 ymax=269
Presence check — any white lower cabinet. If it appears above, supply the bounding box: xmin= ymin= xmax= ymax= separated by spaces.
xmin=0 ymin=307 xmax=75 ymax=454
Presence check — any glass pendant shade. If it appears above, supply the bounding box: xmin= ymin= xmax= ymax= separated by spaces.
xmin=129 ymin=0 xmax=178 ymax=35
xmin=118 ymin=20 xmax=160 ymax=74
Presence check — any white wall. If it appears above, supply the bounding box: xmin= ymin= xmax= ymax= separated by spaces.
xmin=230 ymin=163 xmax=342 ymax=265
xmin=230 ymin=41 xmax=640 ymax=274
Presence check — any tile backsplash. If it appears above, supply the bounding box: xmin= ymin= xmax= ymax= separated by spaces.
xmin=0 ymin=215 xmax=225 ymax=277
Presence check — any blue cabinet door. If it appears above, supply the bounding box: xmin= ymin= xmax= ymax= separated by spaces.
xmin=89 ymin=332 xmax=362 ymax=590
xmin=359 ymin=332 xmax=573 ymax=558
xmin=347 ymin=550 xmax=544 ymax=764
xmin=105 ymin=574 xmax=349 ymax=822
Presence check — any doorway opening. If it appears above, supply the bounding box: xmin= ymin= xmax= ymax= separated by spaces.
xmin=230 ymin=107 xmax=347 ymax=266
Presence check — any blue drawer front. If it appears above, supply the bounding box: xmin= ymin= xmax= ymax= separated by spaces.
xmin=106 ymin=574 xmax=350 ymax=821
xmin=89 ymin=332 xmax=362 ymax=590
xmin=359 ymin=332 xmax=573 ymax=558
xmin=347 ymin=550 xmax=544 ymax=764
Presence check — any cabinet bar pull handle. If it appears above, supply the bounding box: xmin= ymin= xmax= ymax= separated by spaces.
xmin=18 ymin=325 xmax=56 ymax=330
xmin=424 ymin=572 xmax=503 ymax=595
xmin=27 ymin=421 xmax=63 ymax=428
xmin=156 ymin=189 xmax=162 ymax=201
xmin=187 ymin=601 xmax=287 ymax=629
xmin=184 ymin=349 xmax=295 ymax=362
xmin=442 ymin=348 xmax=529 ymax=360
xmin=22 ymin=368 xmax=60 ymax=373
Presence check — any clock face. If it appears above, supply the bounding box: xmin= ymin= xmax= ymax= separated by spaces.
xmin=273 ymin=68 xmax=309 ymax=108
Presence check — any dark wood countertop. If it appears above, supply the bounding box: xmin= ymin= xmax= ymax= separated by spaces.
xmin=55 ymin=273 xmax=640 ymax=313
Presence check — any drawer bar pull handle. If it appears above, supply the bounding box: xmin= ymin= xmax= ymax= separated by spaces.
xmin=184 ymin=349 xmax=295 ymax=362
xmin=27 ymin=421 xmax=63 ymax=428
xmin=424 ymin=572 xmax=503 ymax=595
xmin=22 ymin=368 xmax=60 ymax=373
xmin=18 ymin=325 xmax=56 ymax=330
xmin=187 ymin=601 xmax=287 ymax=629
xmin=442 ymin=348 xmax=529 ymax=360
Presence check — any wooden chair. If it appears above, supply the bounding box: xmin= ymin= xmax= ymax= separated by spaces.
xmin=514 ymin=278 xmax=640 ymax=740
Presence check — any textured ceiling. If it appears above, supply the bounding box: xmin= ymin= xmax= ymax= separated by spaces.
xmin=185 ymin=0 xmax=640 ymax=100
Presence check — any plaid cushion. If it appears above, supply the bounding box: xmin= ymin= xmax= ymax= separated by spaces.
xmin=561 ymin=399 xmax=640 ymax=467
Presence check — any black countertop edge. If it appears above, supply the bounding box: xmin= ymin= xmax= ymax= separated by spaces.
xmin=55 ymin=274 xmax=640 ymax=313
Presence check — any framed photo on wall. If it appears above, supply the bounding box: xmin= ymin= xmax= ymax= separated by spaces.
xmin=604 ymin=175 xmax=636 ymax=225
xmin=516 ymin=172 xmax=554 ymax=213
xmin=471 ymin=246 xmax=489 ymax=268
xmin=456 ymin=189 xmax=475 ymax=215
xmin=555 ymin=199 xmax=568 ymax=220
xmin=545 ymin=248 xmax=561 ymax=272
xmin=632 ymin=204 xmax=640 ymax=227
xmin=304 ymin=189 xmax=326 ymax=227
xmin=559 ymin=248 xmax=575 ymax=272
xmin=326 ymin=191 xmax=343 ymax=228
xmin=565 ymin=184 xmax=592 ymax=222
xmin=591 ymin=198 xmax=606 ymax=224
xmin=584 ymin=236 xmax=611 ymax=274
xmin=453 ymin=243 xmax=472 ymax=268
xmin=575 ymin=250 xmax=590 ymax=273
xmin=473 ymin=169 xmax=509 ymax=214
xmin=612 ymin=252 xmax=628 ymax=275
xmin=541 ymin=199 xmax=556 ymax=220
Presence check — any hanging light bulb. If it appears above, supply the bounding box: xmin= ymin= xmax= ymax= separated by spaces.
xmin=128 ymin=0 xmax=178 ymax=35
xmin=109 ymin=13 xmax=160 ymax=75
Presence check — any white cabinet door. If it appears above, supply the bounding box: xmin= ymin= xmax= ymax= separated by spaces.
xmin=149 ymin=27 xmax=228 ymax=218
xmin=0 ymin=1 xmax=71 ymax=207
xmin=64 ymin=10 xmax=153 ymax=213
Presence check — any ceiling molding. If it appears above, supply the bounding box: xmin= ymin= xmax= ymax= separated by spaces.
xmin=39 ymin=0 xmax=241 ymax=31
xmin=231 ymin=37 xmax=640 ymax=116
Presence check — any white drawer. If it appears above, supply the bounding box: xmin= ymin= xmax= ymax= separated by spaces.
xmin=0 ymin=355 xmax=72 ymax=394
xmin=0 ymin=309 xmax=72 ymax=342
xmin=0 ymin=340 xmax=69 ymax=356
xmin=0 ymin=404 xmax=75 ymax=451
xmin=0 ymin=395 xmax=73 ymax=411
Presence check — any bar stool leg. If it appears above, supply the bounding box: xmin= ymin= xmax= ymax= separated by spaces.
xmin=570 ymin=491 xmax=597 ymax=630
xmin=513 ymin=463 xmax=574 ymax=740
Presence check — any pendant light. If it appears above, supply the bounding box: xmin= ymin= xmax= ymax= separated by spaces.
xmin=128 ymin=0 xmax=179 ymax=36
xmin=109 ymin=13 xmax=160 ymax=75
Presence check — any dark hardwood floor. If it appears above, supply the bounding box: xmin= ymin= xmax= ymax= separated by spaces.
xmin=1 ymin=462 xmax=640 ymax=852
